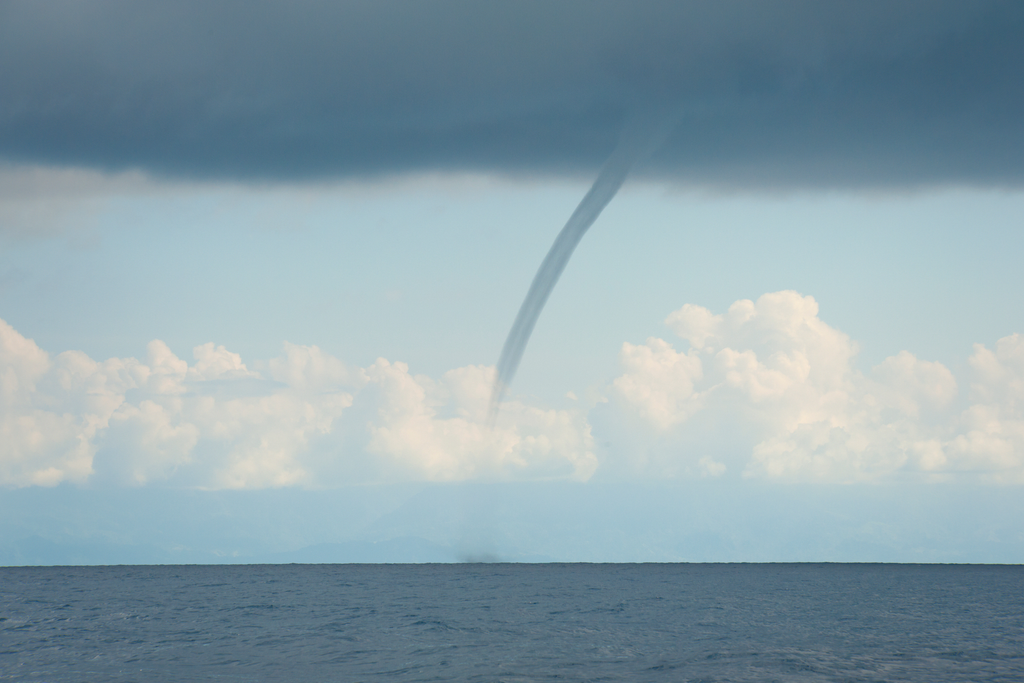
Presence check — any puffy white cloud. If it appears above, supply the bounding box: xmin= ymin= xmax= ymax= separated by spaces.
xmin=5 ymin=294 xmax=1022 ymax=488
xmin=947 ymin=334 xmax=1024 ymax=479
xmin=0 ymin=319 xmax=124 ymax=487
xmin=612 ymin=337 xmax=703 ymax=430
xmin=0 ymin=317 xmax=593 ymax=488
xmin=366 ymin=360 xmax=595 ymax=482
xmin=612 ymin=291 xmax=1023 ymax=483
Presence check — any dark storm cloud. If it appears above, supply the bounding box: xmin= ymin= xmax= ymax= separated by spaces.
xmin=2 ymin=0 xmax=1023 ymax=187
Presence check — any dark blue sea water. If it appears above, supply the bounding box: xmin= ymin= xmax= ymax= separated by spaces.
xmin=1 ymin=564 xmax=1022 ymax=682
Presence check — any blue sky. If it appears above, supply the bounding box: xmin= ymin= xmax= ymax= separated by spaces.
xmin=2 ymin=1 xmax=1024 ymax=563
xmin=5 ymin=173 xmax=1021 ymax=398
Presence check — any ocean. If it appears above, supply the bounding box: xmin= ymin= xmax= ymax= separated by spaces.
xmin=2 ymin=563 xmax=1022 ymax=682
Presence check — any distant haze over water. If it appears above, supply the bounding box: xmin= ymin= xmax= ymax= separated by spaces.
xmin=3 ymin=483 xmax=1024 ymax=565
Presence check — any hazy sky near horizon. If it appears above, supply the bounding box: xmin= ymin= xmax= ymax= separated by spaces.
xmin=2 ymin=1 xmax=1023 ymax=560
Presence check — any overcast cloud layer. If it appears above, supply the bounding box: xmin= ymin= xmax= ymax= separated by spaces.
xmin=2 ymin=0 xmax=1023 ymax=187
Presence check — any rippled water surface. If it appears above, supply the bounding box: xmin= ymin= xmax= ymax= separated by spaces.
xmin=2 ymin=563 xmax=1023 ymax=682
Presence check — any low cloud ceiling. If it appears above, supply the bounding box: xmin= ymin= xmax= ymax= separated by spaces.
xmin=2 ymin=0 xmax=1023 ymax=187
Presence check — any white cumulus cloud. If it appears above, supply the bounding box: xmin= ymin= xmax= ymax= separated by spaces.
xmin=365 ymin=360 xmax=595 ymax=482
xmin=5 ymin=293 xmax=1021 ymax=489
xmin=611 ymin=291 xmax=1023 ymax=483
xmin=0 ymin=317 xmax=593 ymax=489
xmin=947 ymin=334 xmax=1024 ymax=477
